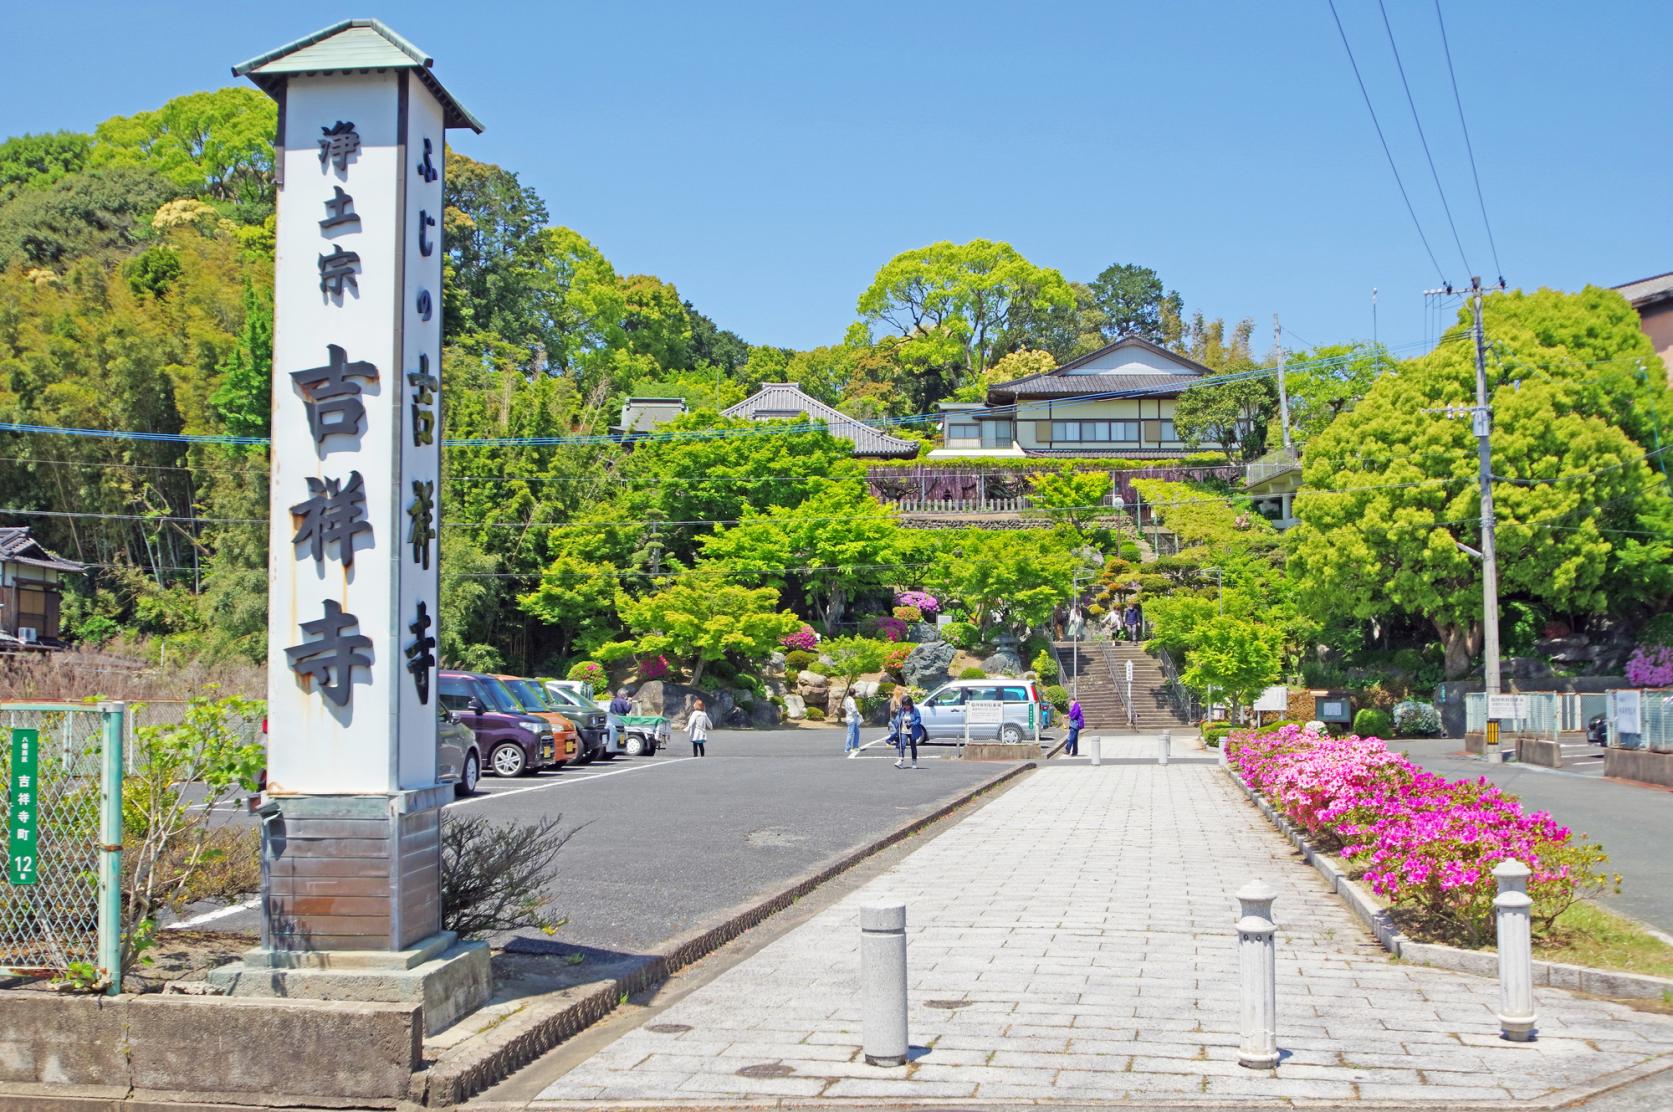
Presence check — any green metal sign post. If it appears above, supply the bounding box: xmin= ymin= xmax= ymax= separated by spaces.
xmin=8 ymin=728 xmax=39 ymax=886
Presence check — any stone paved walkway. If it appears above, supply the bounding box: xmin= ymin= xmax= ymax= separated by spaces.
xmin=530 ymin=765 xmax=1673 ymax=1106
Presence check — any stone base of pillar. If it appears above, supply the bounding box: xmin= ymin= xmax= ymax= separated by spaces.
xmin=207 ymin=930 xmax=491 ymax=1035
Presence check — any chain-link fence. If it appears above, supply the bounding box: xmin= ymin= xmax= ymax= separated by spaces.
xmin=0 ymin=702 xmax=122 ymax=991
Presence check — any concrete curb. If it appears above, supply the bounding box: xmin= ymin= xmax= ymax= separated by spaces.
xmin=411 ymin=761 xmax=1037 ymax=1106
xmin=1221 ymin=763 xmax=1673 ymax=1001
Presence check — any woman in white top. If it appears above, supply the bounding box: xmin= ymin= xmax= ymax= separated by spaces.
xmin=687 ymin=698 xmax=712 ymax=757
xmin=842 ymin=691 xmax=861 ymax=756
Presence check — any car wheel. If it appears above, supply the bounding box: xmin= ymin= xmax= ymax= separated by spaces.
xmin=573 ymin=748 xmax=593 ymax=765
xmin=625 ymin=734 xmax=647 ymax=757
xmin=455 ymin=750 xmax=481 ymax=796
xmin=597 ymin=747 xmax=616 ymax=761
xmin=489 ymin=743 xmax=527 ymax=778
xmin=1000 ymin=724 xmax=1025 ymax=744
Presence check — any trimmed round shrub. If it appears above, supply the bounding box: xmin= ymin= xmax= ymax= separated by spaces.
xmin=805 ymin=705 xmax=825 ymax=721
xmin=941 ymin=621 xmax=979 ymax=651
xmin=1044 ymin=684 xmax=1070 ymax=712
xmin=1392 ymin=700 xmax=1442 ymax=738
xmin=1030 ymin=649 xmax=1059 ymax=682
xmin=893 ymin=604 xmax=923 ymax=624
xmin=958 ymin=666 xmax=986 ymax=680
xmin=877 ymin=680 xmax=897 ymax=697
xmin=1201 ymin=721 xmax=1234 ymax=748
xmin=1352 ymin=707 xmax=1393 ymax=738
xmin=566 ymin=660 xmax=605 ymax=685
xmin=784 ymin=649 xmax=817 ymax=672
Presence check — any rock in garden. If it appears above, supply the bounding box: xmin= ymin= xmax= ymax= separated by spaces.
xmin=797 ymin=670 xmax=830 ymax=699
xmin=783 ymin=693 xmax=807 ymax=720
xmin=903 ymin=641 xmax=957 ymax=690
xmin=981 ymin=648 xmax=1024 ymax=676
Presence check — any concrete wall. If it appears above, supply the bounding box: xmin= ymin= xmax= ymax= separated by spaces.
xmin=0 ymin=993 xmax=420 ymax=1107
xmin=1515 ymin=736 xmax=1562 ymax=768
xmin=1605 ymin=746 xmax=1673 ymax=787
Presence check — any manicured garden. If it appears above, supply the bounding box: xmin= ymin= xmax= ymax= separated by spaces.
xmin=1226 ymin=723 xmax=1673 ymax=976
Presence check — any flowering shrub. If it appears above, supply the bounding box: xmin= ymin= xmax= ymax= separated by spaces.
xmin=566 ymin=660 xmax=606 ymax=685
xmin=877 ymin=617 xmax=909 ymax=642
xmin=638 ymin=654 xmax=669 ymax=681
xmin=1229 ymin=724 xmax=1614 ymax=945
xmin=882 ymin=644 xmax=911 ymax=676
xmin=1392 ymin=700 xmax=1441 ymax=737
xmin=892 ymin=605 xmax=924 ymax=624
xmin=1625 ymin=645 xmax=1673 ymax=687
xmin=895 ymin=590 xmax=939 ymax=616
xmin=780 ymin=625 xmax=820 ymax=653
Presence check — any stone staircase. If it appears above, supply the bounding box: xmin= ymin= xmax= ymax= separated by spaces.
xmin=1053 ymin=641 xmax=1196 ymax=735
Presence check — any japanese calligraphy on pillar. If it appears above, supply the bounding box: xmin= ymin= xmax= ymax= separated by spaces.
xmin=265 ymin=71 xmax=445 ymax=794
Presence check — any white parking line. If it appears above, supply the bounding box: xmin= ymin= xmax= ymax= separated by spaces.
xmin=448 ymin=757 xmax=695 ymax=807
xmin=166 ymin=896 xmax=261 ymax=930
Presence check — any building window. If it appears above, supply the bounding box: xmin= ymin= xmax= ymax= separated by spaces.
xmin=1049 ymin=420 xmax=1137 ymax=443
xmin=1159 ymin=419 xmax=1177 ymax=442
xmin=981 ymin=419 xmax=1013 ymax=448
xmin=947 ymin=422 xmax=980 ymax=445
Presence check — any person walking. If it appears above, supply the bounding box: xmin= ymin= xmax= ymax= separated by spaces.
xmin=896 ymin=694 xmax=922 ymax=769
xmin=687 ymin=698 xmax=711 ymax=757
xmin=842 ymin=687 xmax=861 ymax=756
xmin=1066 ymin=698 xmax=1084 ymax=757
xmin=1124 ymin=602 xmax=1141 ymax=642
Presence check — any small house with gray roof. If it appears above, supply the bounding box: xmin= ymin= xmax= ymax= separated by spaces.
xmin=0 ymin=527 xmax=84 ymax=649
xmin=932 ymin=335 xmax=1222 ymax=459
xmin=723 ymin=383 xmax=920 ymax=459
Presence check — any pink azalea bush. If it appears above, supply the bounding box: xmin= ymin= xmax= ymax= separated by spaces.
xmin=780 ymin=625 xmax=820 ymax=653
xmin=1625 ymin=645 xmax=1673 ymax=687
xmin=1229 ymin=724 xmax=1614 ymax=945
xmin=895 ymin=590 xmax=940 ymax=616
xmin=637 ymin=654 xmax=670 ymax=680
xmin=877 ymin=617 xmax=909 ymax=642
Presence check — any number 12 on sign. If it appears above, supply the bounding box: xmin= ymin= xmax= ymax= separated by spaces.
xmin=8 ymin=728 xmax=38 ymax=885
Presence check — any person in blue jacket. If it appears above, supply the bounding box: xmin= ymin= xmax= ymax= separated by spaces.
xmin=895 ymin=695 xmax=923 ymax=769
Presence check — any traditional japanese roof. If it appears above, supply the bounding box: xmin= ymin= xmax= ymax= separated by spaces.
xmin=234 ymin=19 xmax=484 ymax=133
xmin=1615 ymin=272 xmax=1673 ymax=309
xmin=987 ymin=335 xmax=1211 ymax=404
xmin=0 ymin=527 xmax=85 ymax=573
xmin=722 ymin=384 xmax=920 ymax=459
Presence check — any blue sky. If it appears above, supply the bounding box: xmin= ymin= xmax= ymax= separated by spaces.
xmin=3 ymin=2 xmax=1668 ymax=356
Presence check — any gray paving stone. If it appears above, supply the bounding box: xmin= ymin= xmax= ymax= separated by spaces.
xmin=528 ymin=766 xmax=1673 ymax=1105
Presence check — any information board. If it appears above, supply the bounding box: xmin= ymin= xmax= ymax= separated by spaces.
xmin=1487 ymin=694 xmax=1529 ymax=720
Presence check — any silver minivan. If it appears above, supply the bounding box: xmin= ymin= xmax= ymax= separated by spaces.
xmin=918 ymin=678 xmax=1044 ymax=742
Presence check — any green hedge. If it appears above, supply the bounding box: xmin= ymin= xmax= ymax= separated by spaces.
xmin=1044 ymin=684 xmax=1070 ymax=712
xmin=1352 ymin=707 xmax=1393 ymax=737
xmin=958 ymin=666 xmax=986 ymax=679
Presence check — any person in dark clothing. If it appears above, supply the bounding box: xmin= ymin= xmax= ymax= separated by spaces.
xmin=896 ymin=695 xmax=922 ymax=769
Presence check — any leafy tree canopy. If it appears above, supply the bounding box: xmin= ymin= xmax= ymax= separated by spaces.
xmin=1089 ymin=262 xmax=1183 ymax=344
xmin=1173 ymin=376 xmax=1278 ymax=461
xmin=1277 ymin=342 xmax=1385 ymax=449
xmin=0 ymin=131 xmax=92 ymax=194
xmin=90 ymin=88 xmax=275 ymax=212
xmin=616 ymin=564 xmax=801 ymax=687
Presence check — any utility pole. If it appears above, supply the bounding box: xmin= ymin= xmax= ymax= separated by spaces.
xmin=1273 ymin=314 xmax=1293 ymax=452
xmin=1470 ymin=276 xmax=1503 ymax=698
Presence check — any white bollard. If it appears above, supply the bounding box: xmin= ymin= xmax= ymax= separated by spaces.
xmin=1236 ymin=880 xmax=1280 ymax=1069
xmin=1493 ymin=860 xmax=1537 ymax=1042
xmin=861 ymin=902 xmax=909 ymax=1066
xmin=1159 ymin=729 xmax=1171 ymax=766
xmin=1089 ymin=734 xmax=1101 ymax=766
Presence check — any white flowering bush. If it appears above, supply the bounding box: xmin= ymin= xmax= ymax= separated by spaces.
xmin=1392 ymin=699 xmax=1442 ymax=738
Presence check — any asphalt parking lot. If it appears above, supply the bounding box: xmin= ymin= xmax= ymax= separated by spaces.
xmin=175 ymin=727 xmax=1030 ymax=956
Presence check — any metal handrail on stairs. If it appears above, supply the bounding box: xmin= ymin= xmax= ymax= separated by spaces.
xmin=1099 ymin=644 xmax=1136 ymax=730
xmin=1152 ymin=643 xmax=1200 ymax=725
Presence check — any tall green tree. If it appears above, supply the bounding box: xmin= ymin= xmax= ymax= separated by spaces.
xmin=0 ymin=166 xmax=181 ymax=268
xmin=1278 ymin=342 xmax=1385 ymax=449
xmin=1287 ymin=287 xmax=1673 ymax=678
xmin=853 ymin=239 xmax=1074 ymax=395
xmin=90 ymin=89 xmax=276 ymax=211
xmin=1089 ymin=262 xmax=1182 ymax=343
xmin=1173 ymin=378 xmax=1278 ymax=460
xmin=0 ymin=131 xmax=92 ymax=194
xmin=1027 ymin=464 xmax=1114 ymax=540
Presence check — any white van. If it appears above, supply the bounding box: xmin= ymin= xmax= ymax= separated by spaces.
xmin=917 ymin=678 xmax=1046 ymax=742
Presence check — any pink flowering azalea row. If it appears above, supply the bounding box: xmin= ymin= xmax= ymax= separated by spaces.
xmin=1229 ymin=724 xmax=1613 ymax=945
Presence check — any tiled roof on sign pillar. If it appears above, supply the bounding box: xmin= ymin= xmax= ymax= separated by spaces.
xmin=233 ymin=18 xmax=484 ymax=133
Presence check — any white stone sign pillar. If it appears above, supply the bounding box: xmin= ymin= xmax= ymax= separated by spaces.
xmin=210 ymin=21 xmax=487 ymax=1027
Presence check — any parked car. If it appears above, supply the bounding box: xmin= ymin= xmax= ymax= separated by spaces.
xmin=539 ymin=681 xmax=618 ymax=757
xmin=438 ymin=704 xmax=482 ymax=795
xmin=437 ymin=670 xmax=559 ymax=777
xmin=494 ymin=674 xmax=590 ymax=763
xmin=917 ymin=678 xmax=1046 ymax=743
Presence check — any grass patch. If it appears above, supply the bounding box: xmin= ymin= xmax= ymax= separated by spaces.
xmin=1530 ymin=901 xmax=1673 ymax=979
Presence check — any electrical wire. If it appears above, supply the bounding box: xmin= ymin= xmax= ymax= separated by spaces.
xmin=1434 ymin=0 xmax=1503 ymax=283
xmin=1327 ymin=0 xmax=1449 ymax=283
xmin=1376 ymin=0 xmax=1472 ymax=275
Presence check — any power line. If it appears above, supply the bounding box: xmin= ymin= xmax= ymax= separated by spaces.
xmin=1434 ymin=0 xmax=1504 ymax=283
xmin=1376 ymin=0 xmax=1473 ymax=274
xmin=1327 ymin=0 xmax=1449 ymax=283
